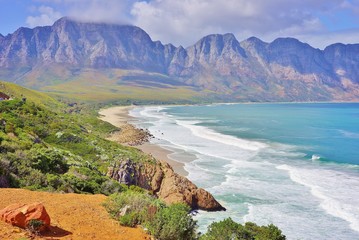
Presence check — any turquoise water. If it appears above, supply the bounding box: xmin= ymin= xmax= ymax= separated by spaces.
xmin=130 ymin=103 xmax=359 ymax=240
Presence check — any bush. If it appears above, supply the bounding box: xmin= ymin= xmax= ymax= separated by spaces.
xmin=26 ymin=219 xmax=44 ymax=235
xmin=29 ymin=147 xmax=69 ymax=174
xmin=200 ymin=217 xmax=244 ymax=240
xmin=104 ymin=190 xmax=160 ymax=226
xmin=200 ymin=218 xmax=286 ymax=240
xmin=119 ymin=211 xmax=140 ymax=227
xmin=100 ymin=180 xmax=127 ymax=195
xmin=104 ymin=191 xmax=197 ymax=239
xmin=146 ymin=203 xmax=198 ymax=240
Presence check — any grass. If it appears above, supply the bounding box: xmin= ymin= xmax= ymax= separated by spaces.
xmin=0 ymin=81 xmax=63 ymax=109
xmin=0 ymin=83 xmax=157 ymax=194
xmin=29 ymin=68 xmax=203 ymax=103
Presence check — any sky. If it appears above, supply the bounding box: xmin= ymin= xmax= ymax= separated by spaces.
xmin=0 ymin=0 xmax=359 ymax=49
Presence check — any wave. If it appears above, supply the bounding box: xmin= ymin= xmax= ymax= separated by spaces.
xmin=311 ymin=154 xmax=321 ymax=161
xmin=339 ymin=130 xmax=359 ymax=139
xmin=277 ymin=164 xmax=359 ymax=233
xmin=175 ymin=119 xmax=268 ymax=151
xmin=131 ymin=105 xmax=359 ymax=239
xmin=137 ymin=106 xmax=167 ymax=118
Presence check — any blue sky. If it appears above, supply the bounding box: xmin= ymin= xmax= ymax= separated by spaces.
xmin=1 ymin=0 xmax=359 ymax=48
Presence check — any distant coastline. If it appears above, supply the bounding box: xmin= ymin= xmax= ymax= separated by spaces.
xmin=98 ymin=106 xmax=188 ymax=176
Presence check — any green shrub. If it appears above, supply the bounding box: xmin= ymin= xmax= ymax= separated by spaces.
xmin=100 ymin=180 xmax=127 ymax=196
xmin=26 ymin=219 xmax=44 ymax=235
xmin=104 ymin=191 xmax=197 ymax=239
xmin=29 ymin=147 xmax=69 ymax=174
xmin=200 ymin=218 xmax=286 ymax=240
xmin=249 ymin=223 xmax=286 ymax=240
xmin=119 ymin=211 xmax=140 ymax=227
xmin=200 ymin=217 xmax=243 ymax=240
xmin=61 ymin=174 xmax=100 ymax=194
xmin=146 ymin=203 xmax=198 ymax=240
xmin=46 ymin=174 xmax=63 ymax=190
xmin=104 ymin=190 xmax=158 ymax=223
xmin=17 ymin=167 xmax=46 ymax=189
xmin=129 ymin=184 xmax=146 ymax=193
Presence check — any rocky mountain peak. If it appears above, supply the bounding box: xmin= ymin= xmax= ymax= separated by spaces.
xmin=191 ymin=33 xmax=242 ymax=55
xmin=241 ymin=36 xmax=267 ymax=47
xmin=324 ymin=43 xmax=359 ymax=84
xmin=268 ymin=37 xmax=314 ymax=51
xmin=0 ymin=17 xmax=359 ymax=101
xmin=0 ymin=17 xmax=170 ymax=71
xmin=185 ymin=33 xmax=246 ymax=66
xmin=240 ymin=37 xmax=268 ymax=57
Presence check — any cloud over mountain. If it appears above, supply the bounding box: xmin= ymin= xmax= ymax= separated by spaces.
xmin=21 ymin=0 xmax=359 ymax=48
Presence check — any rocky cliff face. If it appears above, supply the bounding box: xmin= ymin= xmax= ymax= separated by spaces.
xmin=0 ymin=17 xmax=174 ymax=72
xmin=1 ymin=17 xmax=359 ymax=101
xmin=107 ymin=159 xmax=225 ymax=211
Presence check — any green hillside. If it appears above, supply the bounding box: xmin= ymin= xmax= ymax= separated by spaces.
xmin=0 ymin=81 xmax=150 ymax=193
xmin=15 ymin=68 xmax=207 ymax=104
xmin=0 ymin=81 xmax=62 ymax=108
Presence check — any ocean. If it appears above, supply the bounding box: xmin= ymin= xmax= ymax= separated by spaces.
xmin=129 ymin=103 xmax=359 ymax=240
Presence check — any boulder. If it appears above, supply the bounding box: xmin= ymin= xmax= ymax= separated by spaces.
xmin=108 ymin=159 xmax=225 ymax=211
xmin=0 ymin=202 xmax=51 ymax=231
xmin=157 ymin=161 xmax=226 ymax=211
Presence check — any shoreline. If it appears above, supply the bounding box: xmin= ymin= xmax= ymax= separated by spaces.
xmin=98 ymin=106 xmax=188 ymax=176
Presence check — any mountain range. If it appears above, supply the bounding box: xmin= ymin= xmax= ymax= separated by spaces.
xmin=1 ymin=17 xmax=359 ymax=102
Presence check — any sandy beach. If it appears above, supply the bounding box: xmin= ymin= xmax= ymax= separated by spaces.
xmin=99 ymin=106 xmax=188 ymax=176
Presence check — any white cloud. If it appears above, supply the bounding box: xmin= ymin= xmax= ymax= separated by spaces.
xmin=130 ymin=0 xmax=354 ymax=47
xmin=26 ymin=5 xmax=62 ymax=27
xmin=64 ymin=0 xmax=133 ymax=25
xmin=24 ymin=0 xmax=359 ymax=48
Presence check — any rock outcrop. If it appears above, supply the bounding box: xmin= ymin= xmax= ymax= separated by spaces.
xmin=0 ymin=202 xmax=51 ymax=231
xmin=107 ymin=159 xmax=225 ymax=211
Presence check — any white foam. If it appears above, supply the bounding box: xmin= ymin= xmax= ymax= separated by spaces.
xmin=277 ymin=164 xmax=359 ymax=233
xmin=311 ymin=154 xmax=321 ymax=161
xmin=175 ymin=119 xmax=268 ymax=151
xmin=131 ymin=105 xmax=359 ymax=239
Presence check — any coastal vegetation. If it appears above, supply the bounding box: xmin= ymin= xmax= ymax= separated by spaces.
xmin=200 ymin=217 xmax=285 ymax=240
xmin=104 ymin=189 xmax=286 ymax=240
xmin=0 ymin=81 xmax=285 ymax=239
xmin=0 ymin=81 xmax=147 ymax=193
xmin=104 ymin=190 xmax=198 ymax=239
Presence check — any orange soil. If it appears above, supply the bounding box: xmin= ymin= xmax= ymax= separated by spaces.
xmin=0 ymin=188 xmax=150 ymax=240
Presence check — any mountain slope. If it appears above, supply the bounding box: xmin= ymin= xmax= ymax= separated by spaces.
xmin=0 ymin=17 xmax=359 ymax=102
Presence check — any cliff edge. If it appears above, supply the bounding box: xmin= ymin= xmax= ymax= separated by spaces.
xmin=108 ymin=159 xmax=225 ymax=211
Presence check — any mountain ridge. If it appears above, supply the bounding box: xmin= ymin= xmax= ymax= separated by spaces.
xmin=1 ymin=17 xmax=359 ymax=102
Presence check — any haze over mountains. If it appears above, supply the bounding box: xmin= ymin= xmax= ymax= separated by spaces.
xmin=1 ymin=17 xmax=359 ymax=102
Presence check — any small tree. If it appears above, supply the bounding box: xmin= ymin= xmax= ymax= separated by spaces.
xmin=200 ymin=218 xmax=286 ymax=240
xmin=147 ymin=203 xmax=198 ymax=240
